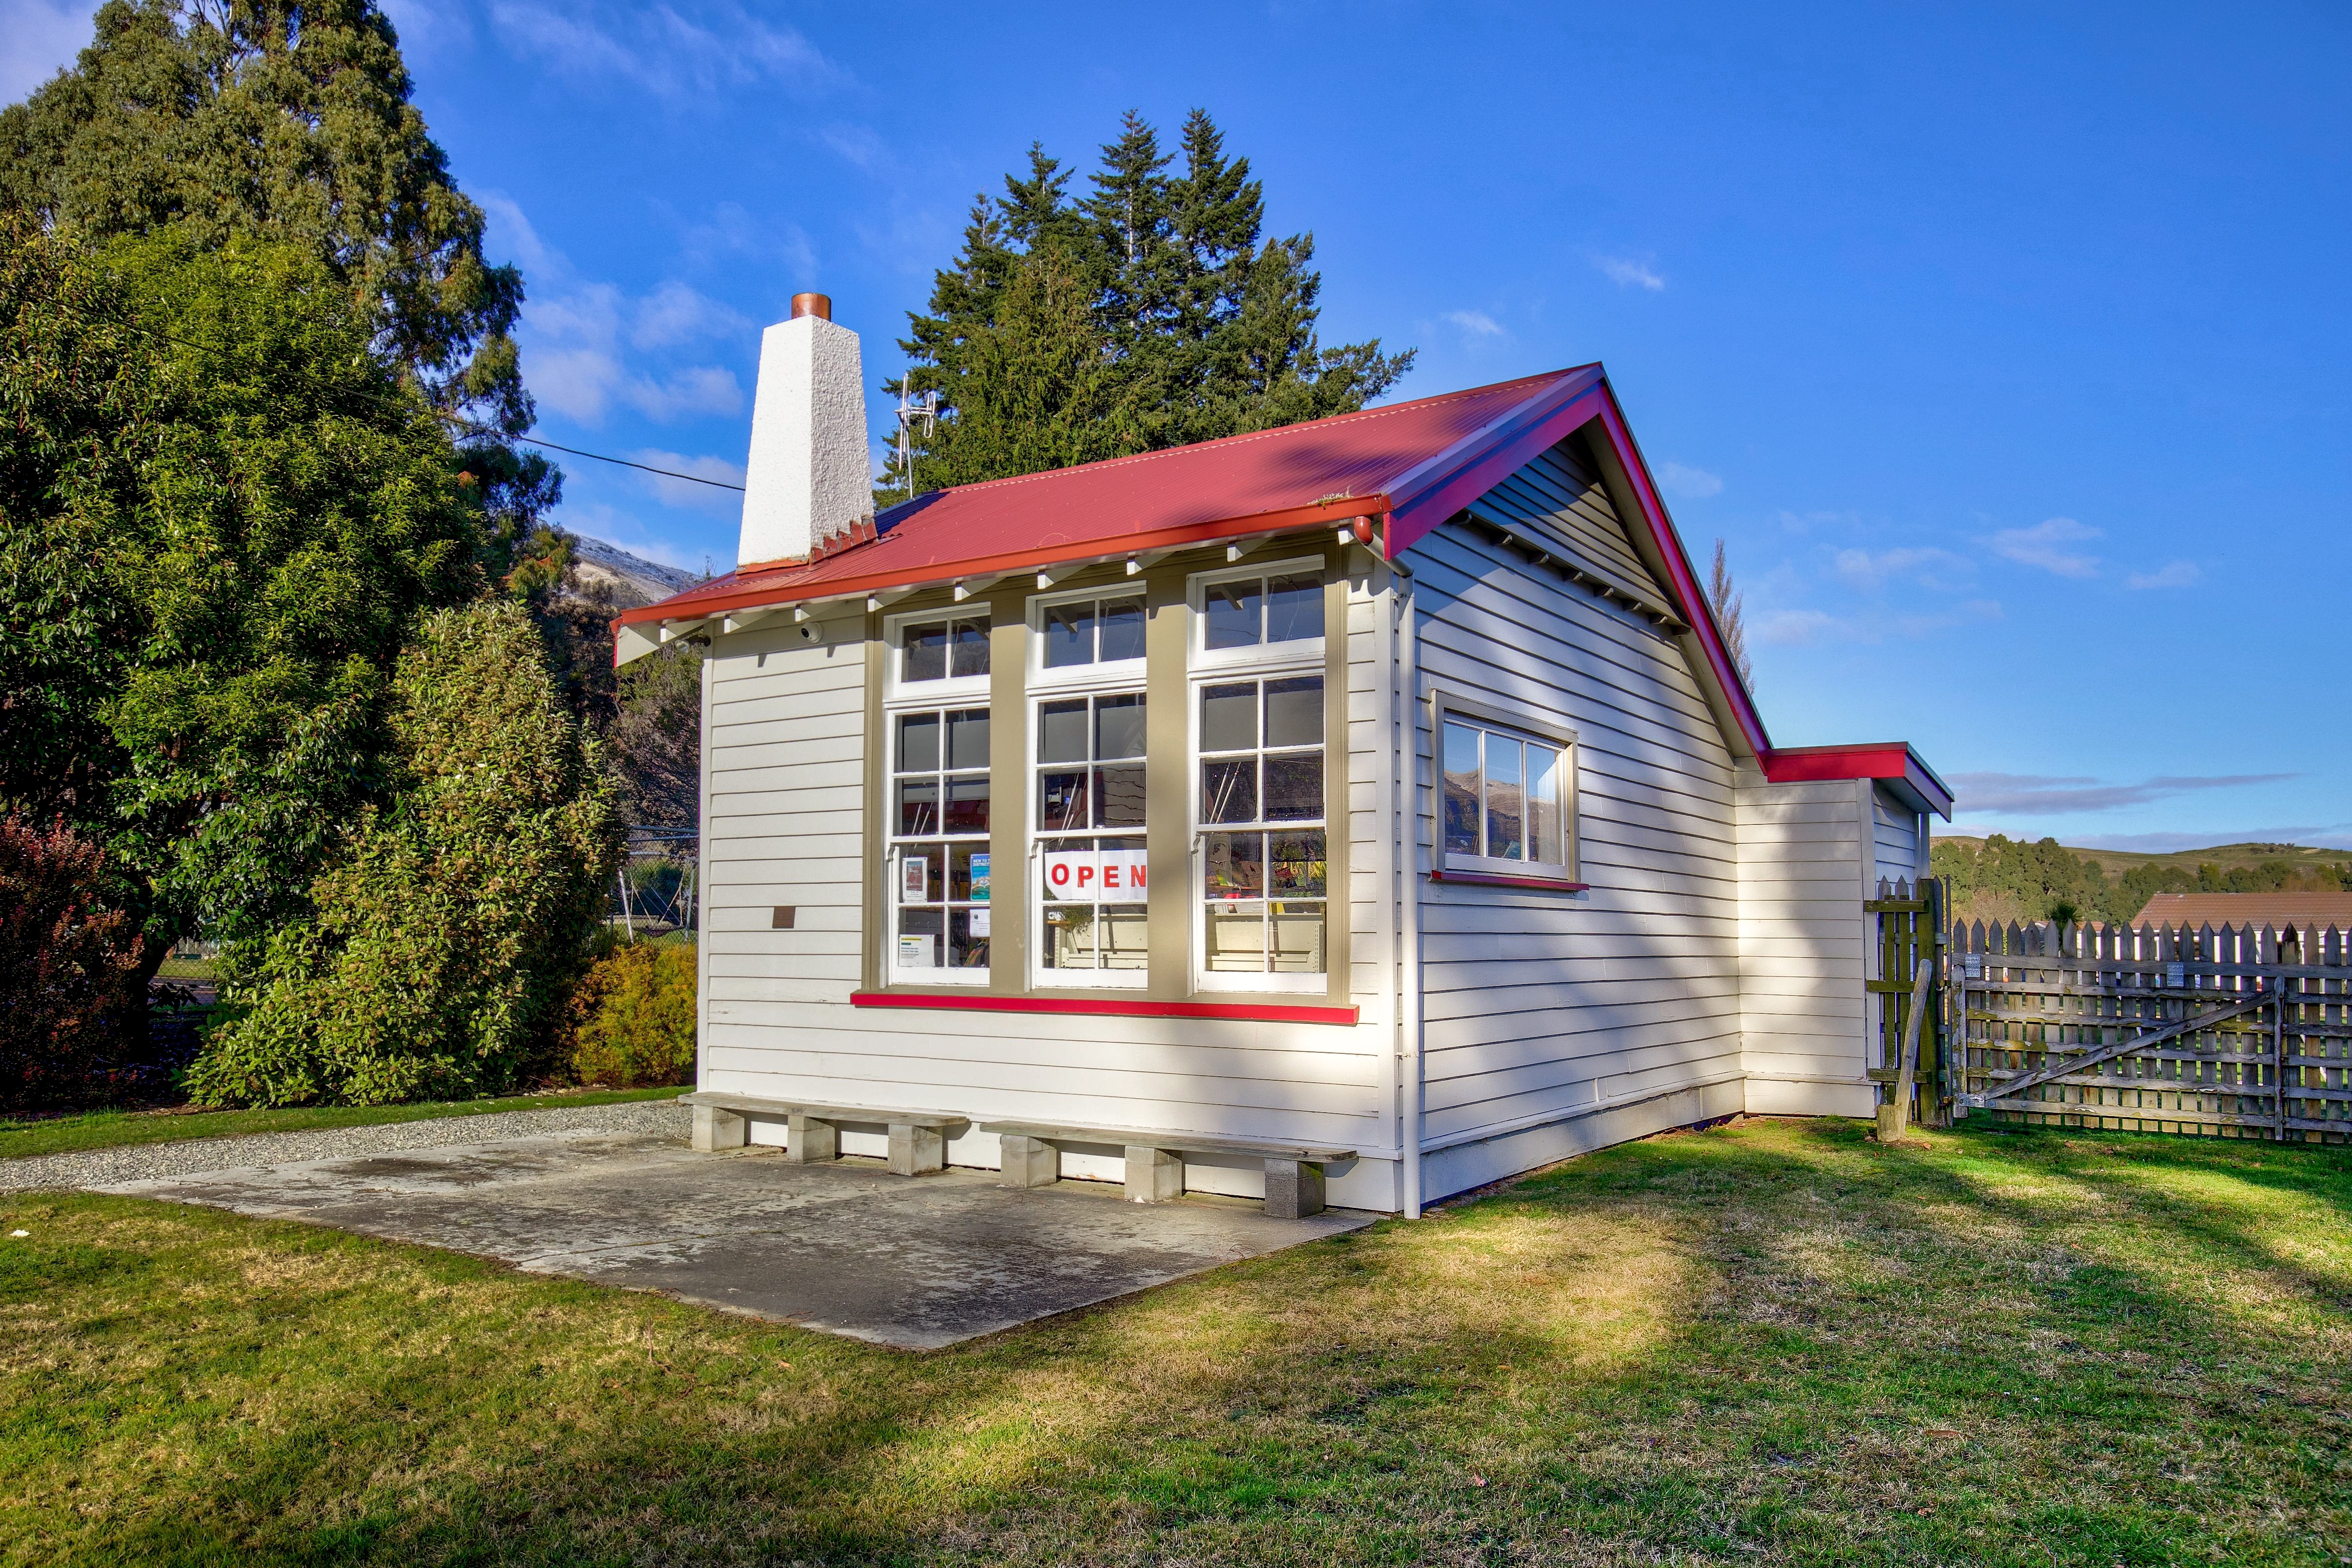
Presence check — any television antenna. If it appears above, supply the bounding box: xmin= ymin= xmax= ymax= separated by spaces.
xmin=893 ymin=379 xmax=939 ymax=504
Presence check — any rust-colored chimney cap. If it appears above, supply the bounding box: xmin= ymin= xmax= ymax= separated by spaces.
xmin=790 ymin=292 xmax=832 ymax=321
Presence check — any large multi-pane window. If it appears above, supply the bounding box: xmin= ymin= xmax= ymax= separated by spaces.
xmin=891 ymin=707 xmax=991 ymax=980
xmin=1034 ymin=691 xmax=1149 ymax=983
xmin=1438 ymin=708 xmax=1578 ymax=883
xmin=1199 ymin=676 xmax=1328 ymax=979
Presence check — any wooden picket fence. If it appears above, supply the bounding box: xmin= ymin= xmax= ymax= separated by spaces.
xmin=1946 ymin=918 xmax=2352 ymax=1142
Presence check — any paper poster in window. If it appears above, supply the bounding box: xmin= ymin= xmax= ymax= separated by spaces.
xmin=901 ymin=855 xmax=928 ymax=901
xmin=897 ymin=934 xmax=934 ymax=967
xmin=970 ymin=851 xmax=990 ymax=902
xmin=969 ymin=908 xmax=991 ymax=938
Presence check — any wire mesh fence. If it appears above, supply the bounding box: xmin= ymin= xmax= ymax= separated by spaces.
xmin=613 ymin=825 xmax=699 ymax=937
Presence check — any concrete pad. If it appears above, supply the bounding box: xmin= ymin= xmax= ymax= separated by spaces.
xmin=97 ymin=1130 xmax=1374 ymax=1350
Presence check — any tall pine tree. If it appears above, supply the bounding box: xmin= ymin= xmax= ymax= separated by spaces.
xmin=884 ymin=110 xmax=1413 ymax=499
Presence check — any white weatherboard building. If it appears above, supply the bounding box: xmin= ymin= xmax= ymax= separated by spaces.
xmin=617 ymin=293 xmax=1952 ymax=1217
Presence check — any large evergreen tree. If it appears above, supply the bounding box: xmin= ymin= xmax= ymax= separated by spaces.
xmin=885 ymin=110 xmax=1413 ymax=496
xmin=0 ymin=0 xmax=559 ymax=574
xmin=0 ymin=221 xmax=492 ymax=1000
xmin=1 ymin=0 xmax=530 ymax=434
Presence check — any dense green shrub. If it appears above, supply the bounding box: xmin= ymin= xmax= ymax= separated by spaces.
xmin=0 ymin=818 xmax=144 ymax=1107
xmin=187 ymin=603 xmax=621 ymax=1106
xmin=565 ymin=941 xmax=697 ymax=1089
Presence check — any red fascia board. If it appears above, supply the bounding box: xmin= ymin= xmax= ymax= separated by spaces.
xmin=849 ymin=991 xmax=1361 ymax=1026
xmin=1591 ymin=386 xmax=1774 ymax=762
xmin=613 ymin=493 xmax=1390 ymax=629
xmin=1376 ymin=371 xmax=1774 ymax=765
xmin=1383 ymin=370 xmax=1604 ymax=552
xmin=1763 ymin=742 xmax=1955 ymax=818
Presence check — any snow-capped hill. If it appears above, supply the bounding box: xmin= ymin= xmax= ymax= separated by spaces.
xmin=568 ymin=534 xmax=705 ymax=607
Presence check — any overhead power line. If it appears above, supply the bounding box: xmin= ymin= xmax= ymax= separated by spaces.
xmin=47 ymin=296 xmax=747 ymax=493
xmin=483 ymin=433 xmax=746 ymax=492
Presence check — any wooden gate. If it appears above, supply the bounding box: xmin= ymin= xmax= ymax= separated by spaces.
xmin=1947 ymin=920 xmax=2352 ymax=1142
xmin=1868 ymin=878 xmax=1947 ymax=1127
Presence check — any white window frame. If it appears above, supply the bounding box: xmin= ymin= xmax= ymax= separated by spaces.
xmin=1025 ymin=582 xmax=1149 ymax=690
xmin=1186 ymin=554 xmax=1330 ymax=673
xmin=1186 ymin=557 xmax=1330 ymax=992
xmin=1025 ymin=687 xmax=1151 ymax=989
xmin=881 ymin=695 xmax=994 ymax=986
xmin=884 ymin=605 xmax=991 ymax=705
xmin=1430 ymin=690 xmax=1582 ymax=889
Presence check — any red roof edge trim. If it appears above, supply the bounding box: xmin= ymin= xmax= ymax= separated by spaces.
xmin=1763 ymin=742 xmax=1956 ymax=819
xmin=1589 ymin=385 xmax=1774 ymax=763
xmin=1386 ymin=382 xmax=1609 ymax=557
xmin=613 ymin=492 xmax=1389 ymax=629
xmin=1382 ymin=368 xmax=1604 ymax=544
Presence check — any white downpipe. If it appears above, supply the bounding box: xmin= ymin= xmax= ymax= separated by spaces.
xmin=1397 ymin=575 xmax=1425 ymax=1219
xmin=1372 ymin=564 xmax=1399 ymax=1178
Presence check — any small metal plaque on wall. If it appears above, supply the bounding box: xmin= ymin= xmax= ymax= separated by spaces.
xmin=771 ymin=906 xmax=795 ymax=930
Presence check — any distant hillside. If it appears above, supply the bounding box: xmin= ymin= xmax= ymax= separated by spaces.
xmin=1931 ymin=832 xmax=2352 ymax=928
xmin=568 ymin=535 xmax=703 ymax=609
xmin=1938 ymin=835 xmax=2348 ymax=877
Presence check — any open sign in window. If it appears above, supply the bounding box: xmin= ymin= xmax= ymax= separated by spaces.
xmin=1042 ymin=845 xmax=1149 ymax=897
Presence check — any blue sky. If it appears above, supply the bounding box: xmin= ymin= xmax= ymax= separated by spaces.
xmin=5 ymin=1 xmax=2347 ymax=851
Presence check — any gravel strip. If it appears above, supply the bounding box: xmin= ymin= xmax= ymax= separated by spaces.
xmin=0 ymin=1098 xmax=691 ymax=1192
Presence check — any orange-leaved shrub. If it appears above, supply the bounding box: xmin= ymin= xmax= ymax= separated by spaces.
xmin=566 ymin=941 xmax=696 ymax=1088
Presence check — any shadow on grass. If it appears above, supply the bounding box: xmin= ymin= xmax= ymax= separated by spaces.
xmin=8 ymin=1118 xmax=2350 ymax=1567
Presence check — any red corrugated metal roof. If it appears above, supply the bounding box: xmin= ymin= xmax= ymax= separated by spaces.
xmin=616 ymin=369 xmax=1579 ymax=626
xmin=611 ymin=360 xmax=1951 ymax=813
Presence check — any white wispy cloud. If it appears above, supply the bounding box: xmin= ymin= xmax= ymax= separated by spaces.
xmin=2061 ymin=826 xmax=2352 ymax=853
xmin=377 ymin=0 xmax=474 ymax=61
xmin=1988 ymin=516 xmax=2101 ymax=578
xmin=481 ymin=194 xmax=752 ymax=426
xmin=1594 ymin=254 xmax=1665 ymax=291
xmin=630 ymin=280 xmax=752 ymax=351
xmin=1442 ymin=309 xmax=1505 ymax=339
xmin=1829 ymin=545 xmax=1973 ymax=593
xmin=1774 ymin=508 xmax=1860 ymax=535
xmin=819 ymin=122 xmax=890 ymax=173
xmin=2125 ymin=560 xmax=2200 ymax=590
xmin=627 ymin=448 xmax=747 ymax=514
xmin=1949 ymin=771 xmax=2294 ymax=816
xmin=489 ymin=1 xmax=843 ymax=99
xmin=1758 ymin=598 xmax=2000 ymax=647
xmin=0 ymin=0 xmax=91 ymax=104
xmin=682 ymin=201 xmax=819 ymax=278
xmin=1658 ymin=460 xmax=1722 ymax=500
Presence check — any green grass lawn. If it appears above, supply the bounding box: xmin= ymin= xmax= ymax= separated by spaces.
xmin=3 ymin=1118 xmax=2347 ymax=1566
xmin=0 ymin=1087 xmax=685 ymax=1162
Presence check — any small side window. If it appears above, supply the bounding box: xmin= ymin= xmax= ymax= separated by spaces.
xmin=1434 ymin=701 xmax=1579 ymax=885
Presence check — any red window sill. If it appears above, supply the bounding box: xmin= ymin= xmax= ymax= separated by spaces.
xmin=1429 ymin=869 xmax=1590 ymax=892
xmin=851 ymin=991 xmax=1360 ymax=1026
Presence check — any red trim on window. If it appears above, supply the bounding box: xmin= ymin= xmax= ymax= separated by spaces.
xmin=850 ymin=991 xmax=1359 ymax=1025
xmin=1429 ymin=869 xmax=1591 ymax=892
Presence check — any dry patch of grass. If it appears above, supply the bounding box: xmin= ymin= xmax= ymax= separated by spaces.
xmin=3 ymin=1117 xmax=2349 ymax=1566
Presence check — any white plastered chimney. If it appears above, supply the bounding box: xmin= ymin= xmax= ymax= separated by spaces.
xmin=736 ymin=292 xmax=872 ymax=567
